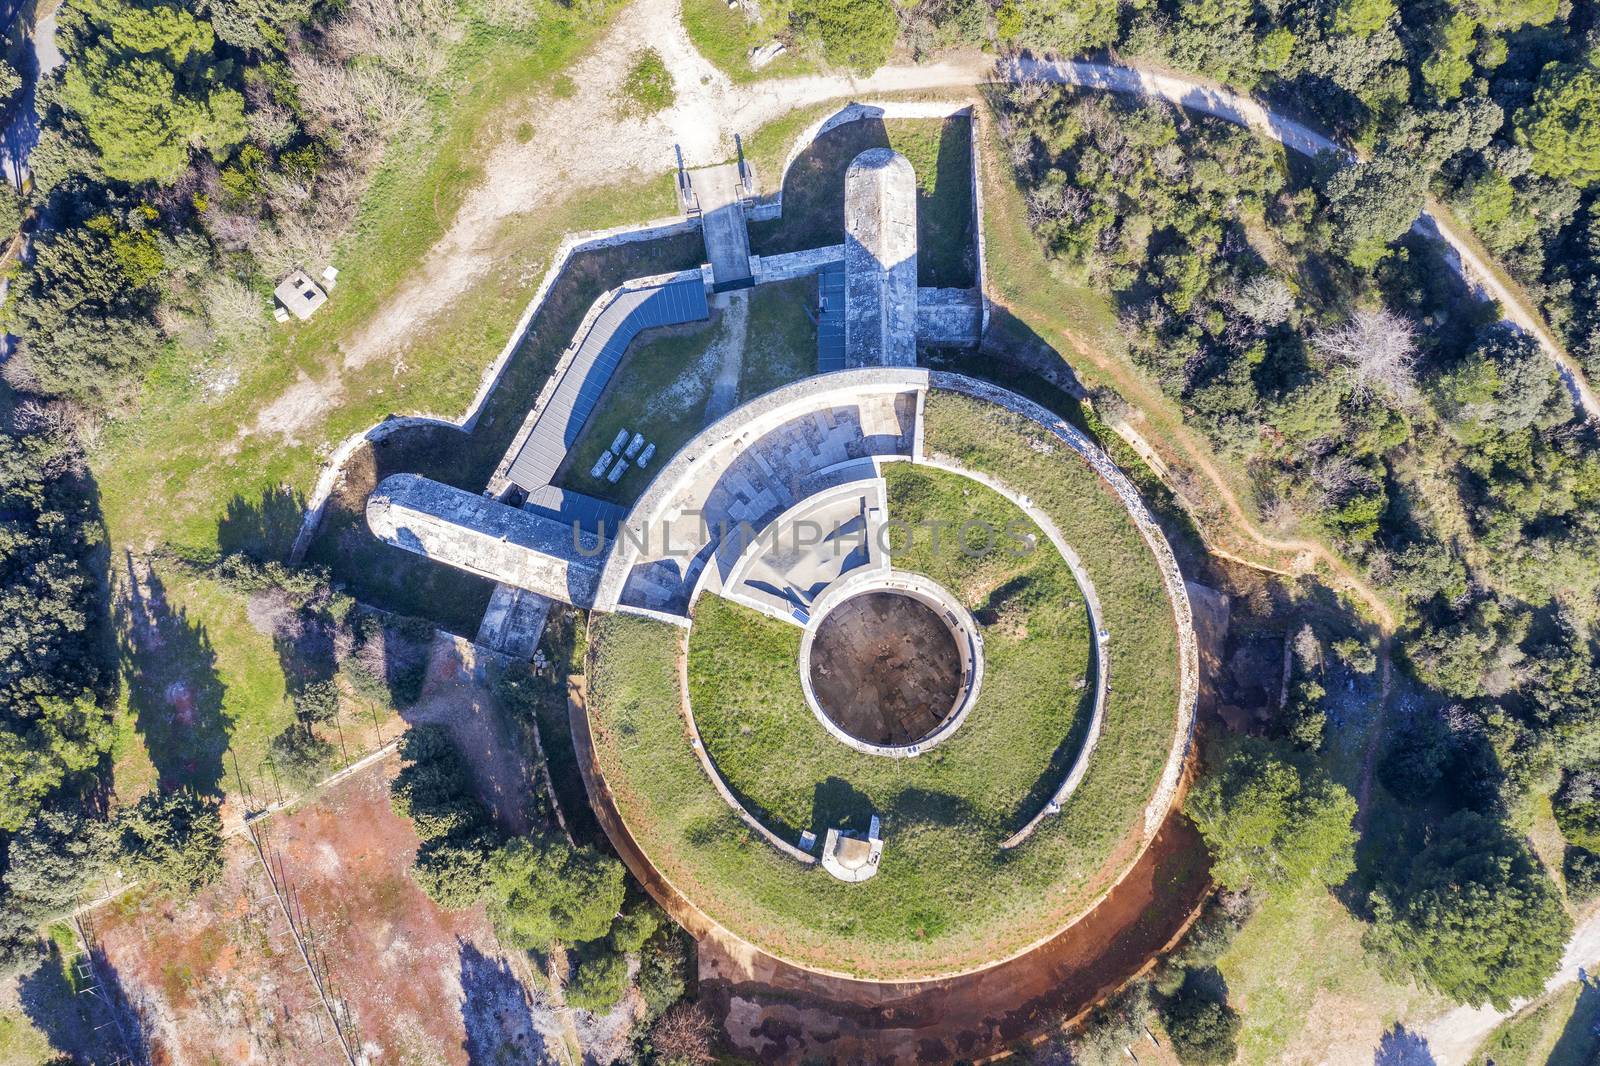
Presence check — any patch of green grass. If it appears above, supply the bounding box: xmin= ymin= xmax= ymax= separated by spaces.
xmin=559 ymin=314 xmax=730 ymax=503
xmin=587 ymin=388 xmax=1185 ymax=977
xmin=749 ymin=115 xmax=977 ymax=288
xmin=1470 ymin=982 xmax=1600 ymax=1066
xmin=1217 ymin=882 xmax=1447 ymax=1064
xmin=735 ymin=277 xmax=818 ymax=403
xmin=0 ymin=1010 xmax=55 ymax=1066
xmin=110 ymin=565 xmax=296 ymax=802
xmin=691 ymin=464 xmax=1093 ymax=841
xmin=557 ymin=279 xmax=818 ymax=504
xmin=618 ymin=48 xmax=676 ymax=116
xmin=681 ymin=0 xmax=821 ymax=83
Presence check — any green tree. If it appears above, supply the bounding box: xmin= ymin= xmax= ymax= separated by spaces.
xmin=1010 ymin=0 xmax=1119 ymax=56
xmin=1332 ymin=0 xmax=1395 ymax=35
xmin=1420 ymin=13 xmax=1478 ymax=101
xmin=566 ymin=940 xmax=631 ymax=1012
xmin=0 ymin=807 xmax=108 ymax=974
xmin=0 ymin=695 xmax=112 ymax=832
xmin=1320 ymin=156 xmax=1427 ymax=269
xmin=112 ymin=791 xmax=224 ymax=895
xmin=59 ymin=0 xmax=247 ymax=184
xmin=1364 ymin=810 xmax=1570 ymax=1009
xmin=1186 ymin=738 xmax=1358 ymax=895
xmin=791 ymin=0 xmax=899 ymax=74
xmin=1516 ymin=62 xmax=1600 ymax=190
xmin=1161 ymin=972 xmax=1241 ymax=1065
xmin=486 ymin=836 xmax=625 ymax=950
xmin=1472 ymin=0 xmax=1559 ymax=31
xmin=1431 ymin=326 xmax=1560 ymax=441
xmin=11 ymin=220 xmax=163 ymax=405
xmin=0 ymin=417 xmax=114 ymax=833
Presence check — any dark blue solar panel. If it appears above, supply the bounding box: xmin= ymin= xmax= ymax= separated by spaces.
xmin=506 ymin=279 xmax=709 ymax=490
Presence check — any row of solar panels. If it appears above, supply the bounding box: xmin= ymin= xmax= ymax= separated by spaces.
xmin=505 ymin=278 xmax=710 ymax=491
xmin=816 ymin=266 xmax=846 ymax=372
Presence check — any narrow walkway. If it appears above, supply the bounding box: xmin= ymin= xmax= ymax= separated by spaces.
xmin=703 ymin=289 xmax=751 ymax=421
xmin=693 ymin=162 xmax=753 ymax=291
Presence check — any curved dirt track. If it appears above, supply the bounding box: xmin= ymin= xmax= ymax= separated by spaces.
xmin=306 ymin=0 xmax=1593 ymax=446
xmin=568 ymin=674 xmax=1210 ymax=1063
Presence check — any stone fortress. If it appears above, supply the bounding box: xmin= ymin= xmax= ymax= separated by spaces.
xmin=367 ymin=134 xmax=1197 ymax=889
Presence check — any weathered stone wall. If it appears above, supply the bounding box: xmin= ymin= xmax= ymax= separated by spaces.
xmin=915 ymin=288 xmax=983 ymax=346
xmin=367 ymin=473 xmax=602 ymax=606
xmin=844 ymin=149 xmax=918 ymax=368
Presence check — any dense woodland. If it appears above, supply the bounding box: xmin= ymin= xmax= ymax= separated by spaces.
xmin=0 ymin=0 xmax=1598 ymax=1058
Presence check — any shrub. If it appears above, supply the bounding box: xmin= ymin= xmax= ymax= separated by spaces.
xmin=636 ymin=924 xmax=692 ymax=1021
xmin=268 ymin=725 xmax=338 ymax=790
xmin=1554 ymin=767 xmax=1600 ymax=852
xmin=1333 ymin=636 xmax=1378 ymax=674
xmin=1153 ymin=889 xmax=1254 ymax=994
xmin=1161 ymin=972 xmax=1240 ymax=1065
xmin=566 ymin=939 xmax=631 ymax=1013
xmin=791 ymin=0 xmax=898 ymax=73
xmin=1072 ymin=980 xmax=1154 ymax=1065
xmin=619 ymin=48 xmax=675 ymax=116
xmin=1564 ymin=846 xmax=1600 ymax=905
xmin=649 ymin=1001 xmax=718 ymax=1066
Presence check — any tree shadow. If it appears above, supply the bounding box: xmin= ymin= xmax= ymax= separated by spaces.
xmin=886 ymin=787 xmax=975 ymax=831
xmin=1373 ymin=1022 xmax=1435 ymax=1066
xmin=1179 ymin=964 xmax=1230 ymax=1003
xmin=457 ymin=939 xmax=546 ymax=1065
xmin=1548 ymin=978 xmax=1600 ymax=1065
xmin=18 ymin=941 xmax=152 ymax=1064
xmin=749 ymin=116 xmax=893 ymax=259
xmin=116 ymin=550 xmax=231 ymax=796
xmin=216 ymin=486 xmax=306 ymax=563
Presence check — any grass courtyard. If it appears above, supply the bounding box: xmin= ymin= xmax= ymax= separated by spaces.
xmin=690 ymin=463 xmax=1093 ymax=841
xmin=585 ymin=385 xmax=1185 ymax=978
xmin=556 ymin=278 xmax=818 ymax=504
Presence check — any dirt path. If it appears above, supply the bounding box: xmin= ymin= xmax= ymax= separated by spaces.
xmin=702 ymin=289 xmax=751 ymax=421
xmin=1420 ymin=908 xmax=1600 ymax=1064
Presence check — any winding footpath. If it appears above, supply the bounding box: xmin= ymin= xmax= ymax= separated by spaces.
xmin=329 ymin=0 xmax=1597 ymax=429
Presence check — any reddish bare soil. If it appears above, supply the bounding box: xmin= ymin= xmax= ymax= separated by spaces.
xmin=698 ymin=814 xmax=1209 ymax=1064
xmin=91 ymin=761 xmax=563 ymax=1063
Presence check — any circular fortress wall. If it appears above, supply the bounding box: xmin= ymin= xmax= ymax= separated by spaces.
xmin=798 ymin=569 xmax=983 ymax=756
xmin=583 ymin=370 xmax=1197 ymax=980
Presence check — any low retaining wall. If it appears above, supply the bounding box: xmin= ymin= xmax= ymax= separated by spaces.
xmin=928 ymin=372 xmax=1199 ymax=837
xmin=796 ymin=567 xmax=984 ymax=759
xmin=288 ymin=214 xmax=702 ymax=564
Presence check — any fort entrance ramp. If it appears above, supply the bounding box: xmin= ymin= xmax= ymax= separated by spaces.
xmin=693 ymin=162 xmax=754 ymax=291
